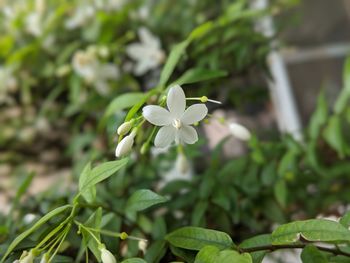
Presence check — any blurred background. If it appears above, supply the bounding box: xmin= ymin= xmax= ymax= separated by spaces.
xmin=1 ymin=0 xmax=350 ymax=262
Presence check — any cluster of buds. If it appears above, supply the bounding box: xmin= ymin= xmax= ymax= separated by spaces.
xmin=115 ymin=119 xmax=137 ymax=158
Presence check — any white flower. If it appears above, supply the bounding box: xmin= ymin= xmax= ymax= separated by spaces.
xmin=100 ymin=247 xmax=117 ymax=263
xmin=25 ymin=0 xmax=46 ymax=37
xmin=94 ymin=0 xmax=124 ymax=11
xmin=115 ymin=131 xmax=136 ymax=157
xmin=0 ymin=66 xmax=18 ymax=104
xmin=25 ymin=12 xmax=42 ymax=36
xmin=72 ymin=50 xmax=119 ymax=95
xmin=65 ymin=5 xmax=95 ymax=30
xmin=228 ymin=122 xmax=251 ymax=141
xmin=143 ymin=85 xmax=208 ymax=148
xmin=126 ymin=27 xmax=165 ymax=75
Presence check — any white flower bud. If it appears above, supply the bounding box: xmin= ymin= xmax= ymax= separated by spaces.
xmin=20 ymin=250 xmax=35 ymax=263
xmin=39 ymin=253 xmax=49 ymax=263
xmin=115 ymin=131 xmax=136 ymax=158
xmin=228 ymin=122 xmax=251 ymax=141
xmin=117 ymin=121 xmax=132 ymax=136
xmin=100 ymin=248 xmax=117 ymax=263
xmin=138 ymin=240 xmax=147 ymax=254
xmin=176 ymin=153 xmax=190 ymax=174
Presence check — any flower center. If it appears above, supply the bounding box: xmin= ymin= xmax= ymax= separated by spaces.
xmin=173 ymin=119 xmax=182 ymax=130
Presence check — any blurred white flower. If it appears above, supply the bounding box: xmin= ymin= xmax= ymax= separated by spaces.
xmin=72 ymin=49 xmax=119 ymax=95
xmin=100 ymin=247 xmax=117 ymax=263
xmin=228 ymin=122 xmax=251 ymax=141
xmin=0 ymin=66 xmax=18 ymax=104
xmin=65 ymin=5 xmax=95 ymax=30
xmin=94 ymin=0 xmax=124 ymax=11
xmin=126 ymin=27 xmax=165 ymax=75
xmin=25 ymin=0 xmax=46 ymax=36
xmin=143 ymin=85 xmax=208 ymax=148
xmin=115 ymin=130 xmax=136 ymax=157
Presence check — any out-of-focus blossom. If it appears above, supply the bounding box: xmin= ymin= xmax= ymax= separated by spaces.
xmin=126 ymin=27 xmax=165 ymax=75
xmin=25 ymin=0 xmax=46 ymax=36
xmin=0 ymin=66 xmax=18 ymax=104
xmin=65 ymin=5 xmax=95 ymax=30
xmin=94 ymin=0 xmax=124 ymax=11
xmin=72 ymin=49 xmax=119 ymax=95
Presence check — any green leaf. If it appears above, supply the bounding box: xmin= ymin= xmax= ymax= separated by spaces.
xmin=323 ymin=116 xmax=345 ymax=157
xmin=78 ymin=162 xmax=96 ymax=203
xmin=126 ymin=189 xmax=167 ymax=213
xmin=274 ymin=180 xmax=287 ymax=208
xmin=104 ymin=92 xmax=145 ymax=119
xmin=194 ymin=245 xmax=220 ymax=263
xmin=82 ymin=208 xmax=103 ymax=261
xmin=7 ymin=172 xmax=35 ymax=227
xmin=239 ymin=234 xmax=272 ymax=249
xmin=121 ymin=258 xmax=147 ymax=263
xmin=79 ymin=159 xmax=128 ymax=194
xmin=173 ymin=68 xmax=227 ymax=86
xmin=166 ymin=227 xmax=234 ymax=251
xmin=125 ymin=89 xmax=160 ymax=122
xmin=1 ymin=205 xmax=71 ymax=263
xmin=159 ymin=39 xmax=190 ymax=87
xmin=216 ymin=250 xmax=252 ymax=263
xmin=308 ymin=90 xmax=328 ymax=140
xmin=239 ymin=234 xmax=271 ymax=263
xmin=272 ymin=219 xmax=350 ymax=245
xmin=334 ymin=57 xmax=350 ymax=113
xmin=340 ymin=211 xmax=350 ymax=228
xmin=301 ymin=245 xmax=328 ymax=263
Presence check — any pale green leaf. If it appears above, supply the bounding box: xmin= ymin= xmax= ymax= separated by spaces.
xmin=166 ymin=227 xmax=234 ymax=251
xmin=272 ymin=219 xmax=350 ymax=245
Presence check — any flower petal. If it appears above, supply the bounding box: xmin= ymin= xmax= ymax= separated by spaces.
xmin=154 ymin=125 xmax=176 ymax=148
xmin=138 ymin=27 xmax=160 ymax=48
xmin=143 ymin=105 xmax=172 ymax=126
xmin=229 ymin=122 xmax=251 ymax=141
xmin=181 ymin=104 xmax=208 ymax=125
xmin=178 ymin=125 xmax=198 ymax=144
xmin=126 ymin=44 xmax=149 ymax=60
xmin=167 ymin=85 xmax=186 ymax=119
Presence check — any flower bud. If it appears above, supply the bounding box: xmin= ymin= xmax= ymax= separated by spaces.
xmin=176 ymin=153 xmax=190 ymax=174
xmin=20 ymin=250 xmax=35 ymax=263
xmin=39 ymin=253 xmax=49 ymax=263
xmin=200 ymin=96 xmax=208 ymax=103
xmin=115 ymin=131 xmax=136 ymax=158
xmin=117 ymin=121 xmax=133 ymax=136
xmin=140 ymin=142 xmax=149 ymax=155
xmin=228 ymin=122 xmax=251 ymax=141
xmin=138 ymin=240 xmax=147 ymax=254
xmin=100 ymin=248 xmax=117 ymax=263
xmin=120 ymin=232 xmax=128 ymax=240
